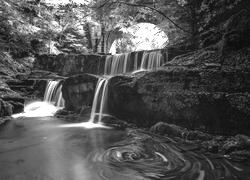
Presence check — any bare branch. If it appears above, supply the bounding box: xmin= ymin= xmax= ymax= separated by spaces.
xmin=118 ymin=1 xmax=191 ymax=34
xmin=95 ymin=0 xmax=191 ymax=34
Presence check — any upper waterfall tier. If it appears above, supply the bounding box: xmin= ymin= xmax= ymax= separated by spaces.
xmin=104 ymin=50 xmax=165 ymax=75
xmin=34 ymin=49 xmax=167 ymax=76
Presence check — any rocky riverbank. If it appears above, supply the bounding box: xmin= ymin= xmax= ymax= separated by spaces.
xmin=0 ymin=52 xmax=66 ymax=124
xmin=107 ymin=48 xmax=250 ymax=135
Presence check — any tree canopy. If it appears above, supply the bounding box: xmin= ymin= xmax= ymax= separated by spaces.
xmin=0 ymin=0 xmax=248 ymax=57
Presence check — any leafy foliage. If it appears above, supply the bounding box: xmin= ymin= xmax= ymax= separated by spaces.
xmin=0 ymin=0 xmax=248 ymax=56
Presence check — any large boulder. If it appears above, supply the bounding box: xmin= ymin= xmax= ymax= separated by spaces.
xmin=107 ymin=49 xmax=250 ymax=135
xmin=150 ymin=122 xmax=212 ymax=141
xmin=221 ymin=9 xmax=250 ymax=52
xmin=62 ymin=74 xmax=98 ymax=112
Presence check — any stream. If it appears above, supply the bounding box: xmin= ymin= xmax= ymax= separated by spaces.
xmin=0 ymin=117 xmax=250 ymax=180
xmin=0 ymin=117 xmax=124 ymax=180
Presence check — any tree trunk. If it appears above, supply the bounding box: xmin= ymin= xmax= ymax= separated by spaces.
xmin=93 ymin=33 xmax=100 ymax=53
xmin=84 ymin=23 xmax=93 ymax=50
xmin=101 ymin=23 xmax=105 ymax=53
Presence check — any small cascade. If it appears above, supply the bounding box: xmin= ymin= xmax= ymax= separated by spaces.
xmin=12 ymin=80 xmax=65 ymax=118
xmin=104 ymin=53 xmax=132 ymax=75
xmin=44 ymin=80 xmax=65 ymax=107
xmin=104 ymin=50 xmax=164 ymax=75
xmin=55 ymin=84 xmax=65 ymax=107
xmin=140 ymin=51 xmax=163 ymax=70
xmin=89 ymin=77 xmax=110 ymax=123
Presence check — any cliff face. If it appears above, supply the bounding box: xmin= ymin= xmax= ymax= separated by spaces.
xmin=34 ymin=54 xmax=106 ymax=76
xmin=107 ymin=48 xmax=250 ymax=135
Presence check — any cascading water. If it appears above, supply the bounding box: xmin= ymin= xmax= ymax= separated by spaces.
xmin=104 ymin=53 xmax=132 ymax=75
xmin=44 ymin=80 xmax=65 ymax=107
xmin=104 ymin=50 xmax=164 ymax=75
xmin=90 ymin=50 xmax=165 ymax=124
xmin=12 ymin=80 xmax=64 ymax=118
xmin=140 ymin=51 xmax=163 ymax=70
xmin=89 ymin=77 xmax=110 ymax=123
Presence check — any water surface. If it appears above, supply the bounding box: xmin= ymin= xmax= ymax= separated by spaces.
xmin=0 ymin=117 xmax=124 ymax=180
xmin=0 ymin=117 xmax=250 ymax=180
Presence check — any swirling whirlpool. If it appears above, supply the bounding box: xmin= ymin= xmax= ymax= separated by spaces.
xmin=89 ymin=130 xmax=250 ymax=180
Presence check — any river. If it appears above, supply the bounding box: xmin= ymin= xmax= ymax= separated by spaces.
xmin=0 ymin=117 xmax=250 ymax=180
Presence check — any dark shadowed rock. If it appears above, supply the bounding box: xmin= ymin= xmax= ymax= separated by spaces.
xmin=150 ymin=122 xmax=212 ymax=141
xmin=55 ymin=109 xmax=83 ymax=122
xmin=200 ymin=28 xmax=222 ymax=48
xmin=201 ymin=134 xmax=250 ymax=162
xmin=0 ymin=116 xmax=12 ymax=126
xmin=0 ymin=98 xmax=13 ymax=117
xmin=62 ymin=74 xmax=98 ymax=112
xmin=107 ymin=48 xmax=250 ymax=135
xmin=221 ymin=9 xmax=250 ymax=52
xmin=166 ymin=43 xmax=195 ymax=61
xmin=150 ymin=122 xmax=250 ymax=162
xmin=0 ymin=80 xmax=24 ymax=115
xmin=230 ymin=150 xmax=250 ymax=162
xmin=28 ymin=70 xmax=65 ymax=80
xmin=101 ymin=115 xmax=137 ymax=130
xmin=222 ymin=135 xmax=250 ymax=154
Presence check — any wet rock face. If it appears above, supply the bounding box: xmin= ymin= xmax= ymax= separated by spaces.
xmin=221 ymin=9 xmax=250 ymax=52
xmin=0 ymin=80 xmax=25 ymax=115
xmin=34 ymin=54 xmax=106 ymax=76
xmin=62 ymin=74 xmax=98 ymax=112
xmin=200 ymin=5 xmax=250 ymax=50
xmin=108 ymin=50 xmax=250 ymax=135
xmin=150 ymin=122 xmax=213 ymax=141
xmin=0 ymin=98 xmax=13 ymax=117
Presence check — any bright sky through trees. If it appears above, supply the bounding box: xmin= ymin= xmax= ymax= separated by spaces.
xmin=126 ymin=23 xmax=168 ymax=51
xmin=110 ymin=23 xmax=168 ymax=54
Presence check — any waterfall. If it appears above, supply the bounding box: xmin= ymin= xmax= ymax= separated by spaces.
xmin=89 ymin=77 xmax=110 ymax=123
xmin=104 ymin=53 xmax=132 ymax=75
xmin=12 ymin=80 xmax=64 ymax=118
xmin=140 ymin=51 xmax=163 ymax=70
xmin=104 ymin=50 xmax=163 ymax=75
xmin=44 ymin=80 xmax=65 ymax=107
xmin=90 ymin=50 xmax=165 ymax=123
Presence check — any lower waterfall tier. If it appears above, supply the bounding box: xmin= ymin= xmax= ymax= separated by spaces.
xmin=61 ymin=48 xmax=250 ymax=135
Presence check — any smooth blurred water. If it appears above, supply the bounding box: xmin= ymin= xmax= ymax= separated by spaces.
xmin=0 ymin=117 xmax=124 ymax=180
xmin=0 ymin=117 xmax=250 ymax=180
xmin=104 ymin=50 xmax=164 ymax=75
xmin=44 ymin=80 xmax=65 ymax=107
xmin=12 ymin=101 xmax=61 ymax=118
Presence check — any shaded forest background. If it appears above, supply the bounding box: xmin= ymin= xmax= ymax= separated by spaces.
xmin=0 ymin=0 xmax=249 ymax=57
